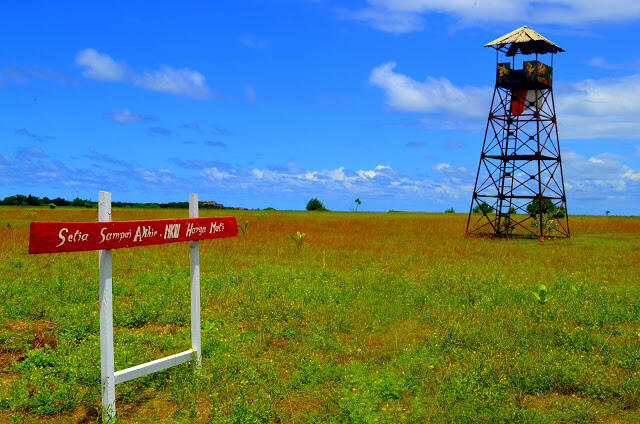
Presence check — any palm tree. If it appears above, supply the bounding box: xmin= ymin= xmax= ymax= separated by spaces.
xmin=354 ymin=198 xmax=361 ymax=212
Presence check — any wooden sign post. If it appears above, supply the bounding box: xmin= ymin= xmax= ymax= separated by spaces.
xmin=28 ymin=192 xmax=238 ymax=421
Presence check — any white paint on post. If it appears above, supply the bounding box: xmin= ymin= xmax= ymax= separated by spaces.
xmin=99 ymin=191 xmax=116 ymax=420
xmin=189 ymin=193 xmax=201 ymax=370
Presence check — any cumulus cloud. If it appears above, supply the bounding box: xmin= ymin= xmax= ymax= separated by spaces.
xmin=370 ymin=61 xmax=640 ymax=139
xmin=133 ymin=67 xmax=210 ymax=99
xmin=197 ymin=162 xmax=472 ymax=200
xmin=369 ymin=62 xmax=490 ymax=118
xmin=75 ymin=49 xmax=126 ymax=81
xmin=556 ymin=74 xmax=640 ymax=139
xmin=75 ymin=48 xmax=211 ymax=99
xmin=563 ymin=150 xmax=640 ymax=199
xmin=343 ymin=1 xmax=640 ymax=32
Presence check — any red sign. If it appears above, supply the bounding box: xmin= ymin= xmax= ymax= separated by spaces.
xmin=29 ymin=216 xmax=238 ymax=254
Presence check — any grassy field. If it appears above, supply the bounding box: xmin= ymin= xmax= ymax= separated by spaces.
xmin=1 ymin=206 xmax=639 ymax=423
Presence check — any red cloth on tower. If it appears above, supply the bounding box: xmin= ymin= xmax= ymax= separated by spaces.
xmin=510 ymin=90 xmax=528 ymax=116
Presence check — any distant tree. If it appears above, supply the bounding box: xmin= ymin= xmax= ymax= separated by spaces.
xmin=306 ymin=198 xmax=327 ymax=211
xmin=1 ymin=195 xmax=19 ymax=205
xmin=263 ymin=207 xmax=276 ymax=211
xmin=509 ymin=206 xmax=517 ymax=214
xmin=606 ymin=210 xmax=611 ymax=216
xmin=444 ymin=207 xmax=455 ymax=213
xmin=52 ymin=197 xmax=70 ymax=206
xmin=71 ymin=197 xmax=87 ymax=207
xmin=26 ymin=195 xmax=40 ymax=206
xmin=472 ymin=201 xmax=494 ymax=214
xmin=354 ymin=198 xmax=361 ymax=212
xmin=526 ymin=198 xmax=565 ymax=219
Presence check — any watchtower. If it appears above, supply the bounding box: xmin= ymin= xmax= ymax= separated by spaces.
xmin=466 ymin=26 xmax=570 ymax=239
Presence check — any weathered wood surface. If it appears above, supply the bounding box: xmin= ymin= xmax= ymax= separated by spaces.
xmin=29 ymin=216 xmax=238 ymax=254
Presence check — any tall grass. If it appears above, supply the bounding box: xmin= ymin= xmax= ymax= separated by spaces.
xmin=0 ymin=207 xmax=639 ymax=422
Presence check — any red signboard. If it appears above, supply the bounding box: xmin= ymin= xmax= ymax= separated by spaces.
xmin=29 ymin=216 xmax=238 ymax=254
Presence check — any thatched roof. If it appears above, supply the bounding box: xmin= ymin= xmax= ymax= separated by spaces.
xmin=485 ymin=26 xmax=564 ymax=56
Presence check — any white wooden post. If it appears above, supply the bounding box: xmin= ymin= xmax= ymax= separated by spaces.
xmin=96 ymin=191 xmax=204 ymax=420
xmin=99 ymin=191 xmax=116 ymax=420
xmin=189 ymin=193 xmax=201 ymax=370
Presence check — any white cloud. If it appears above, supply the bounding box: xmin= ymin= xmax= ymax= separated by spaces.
xmin=563 ymin=150 xmax=640 ymax=196
xmin=133 ymin=67 xmax=210 ymax=99
xmin=75 ymin=49 xmax=126 ymax=81
xmin=345 ymin=1 xmax=640 ymax=32
xmin=202 ymin=167 xmax=234 ymax=180
xmin=557 ymin=74 xmax=640 ymax=139
xmin=369 ymin=62 xmax=490 ymax=119
xmin=370 ymin=61 xmax=640 ymax=139
xmin=433 ymin=163 xmax=451 ymax=171
xmin=76 ymin=48 xmax=211 ymax=99
xmin=338 ymin=7 xmax=424 ymax=33
xmin=106 ymin=108 xmax=154 ymax=123
xmin=210 ymin=163 xmax=469 ymax=200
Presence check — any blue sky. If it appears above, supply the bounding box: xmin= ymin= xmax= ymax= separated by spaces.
xmin=1 ymin=1 xmax=639 ymax=214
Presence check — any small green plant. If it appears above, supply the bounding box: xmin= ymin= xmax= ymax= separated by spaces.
xmin=444 ymin=207 xmax=455 ymax=213
xmin=533 ymin=284 xmax=548 ymax=304
xmin=306 ymin=198 xmax=327 ymax=211
xmin=49 ymin=203 xmax=56 ymax=209
xmin=290 ymin=231 xmax=306 ymax=249
xmin=239 ymin=221 xmax=249 ymax=236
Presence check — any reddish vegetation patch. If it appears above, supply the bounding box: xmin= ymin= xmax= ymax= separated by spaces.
xmin=276 ymin=387 xmax=331 ymax=421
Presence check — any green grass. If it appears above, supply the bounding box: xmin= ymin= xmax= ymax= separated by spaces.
xmin=0 ymin=206 xmax=639 ymax=423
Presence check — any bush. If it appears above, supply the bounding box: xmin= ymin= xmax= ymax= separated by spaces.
xmin=472 ymin=202 xmax=494 ymax=214
xmin=49 ymin=203 xmax=56 ymax=209
xmin=444 ymin=208 xmax=455 ymax=213
xmin=306 ymin=198 xmax=327 ymax=211
xmin=526 ymin=198 xmax=565 ymax=219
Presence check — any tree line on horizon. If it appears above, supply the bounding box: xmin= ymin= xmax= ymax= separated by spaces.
xmin=0 ymin=194 xmax=233 ymax=210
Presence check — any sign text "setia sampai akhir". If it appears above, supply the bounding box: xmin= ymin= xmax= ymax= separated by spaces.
xmin=29 ymin=217 xmax=238 ymax=254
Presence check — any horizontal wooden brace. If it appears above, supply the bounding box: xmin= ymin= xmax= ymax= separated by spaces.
xmin=114 ymin=349 xmax=196 ymax=385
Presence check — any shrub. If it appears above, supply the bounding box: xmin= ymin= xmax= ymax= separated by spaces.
xmin=526 ymin=198 xmax=565 ymax=219
xmin=306 ymin=198 xmax=327 ymax=211
xmin=472 ymin=202 xmax=493 ymax=214
xmin=444 ymin=208 xmax=455 ymax=213
xmin=49 ymin=203 xmax=56 ymax=209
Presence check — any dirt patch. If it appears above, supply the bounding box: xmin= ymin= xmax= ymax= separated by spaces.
xmin=1 ymin=320 xmax=56 ymax=354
